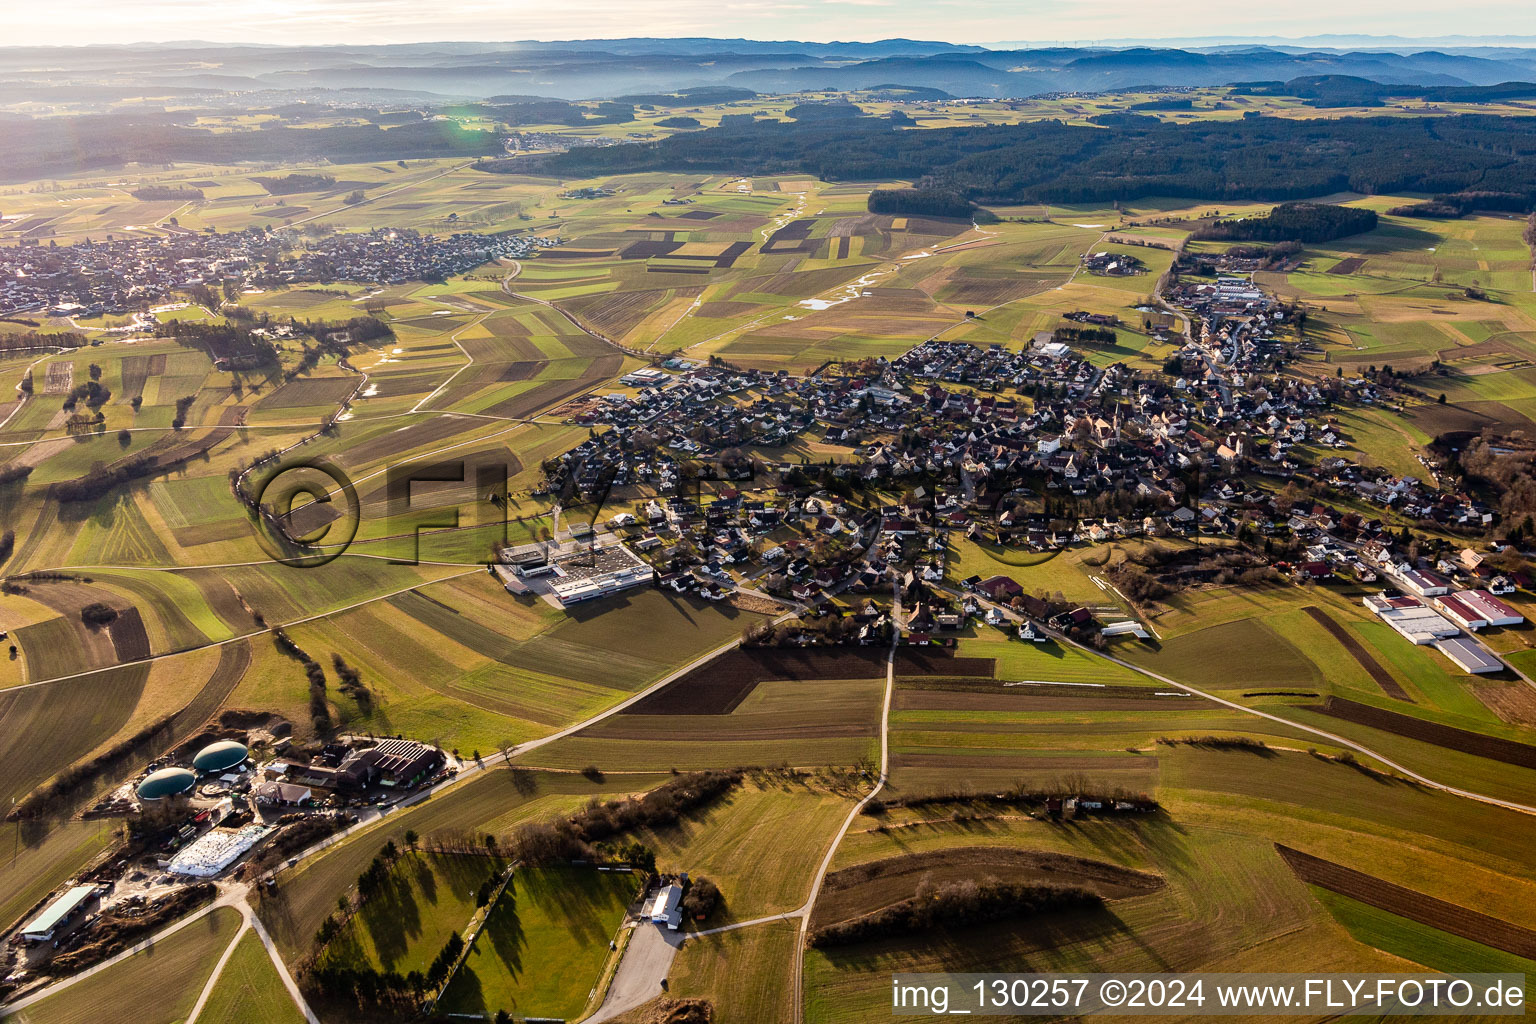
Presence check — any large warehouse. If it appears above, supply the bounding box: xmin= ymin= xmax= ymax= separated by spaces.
xmin=1433 ymin=590 xmax=1525 ymax=631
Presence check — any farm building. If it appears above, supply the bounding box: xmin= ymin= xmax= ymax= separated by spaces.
xmin=137 ymin=767 xmax=197 ymax=801
xmin=347 ymin=738 xmax=444 ymax=787
xmin=975 ymin=575 xmax=1023 ymax=602
xmin=1432 ymin=637 xmax=1504 ymax=675
xmin=1362 ymin=594 xmax=1459 ymax=644
xmin=192 ymin=739 xmax=248 ymax=775
xmin=648 ymin=883 xmax=683 ymax=930
xmin=253 ymin=781 xmax=313 ymax=806
xmin=290 ymin=738 xmax=443 ymax=790
xmin=20 ymin=885 xmax=100 ymax=942
xmin=1433 ymin=590 xmax=1524 ymax=631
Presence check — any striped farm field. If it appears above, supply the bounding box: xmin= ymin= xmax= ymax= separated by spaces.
xmin=6 ymin=907 xmax=242 ymax=1024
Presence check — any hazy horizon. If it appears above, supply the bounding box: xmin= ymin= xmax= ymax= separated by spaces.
xmin=6 ymin=0 xmax=1536 ymax=49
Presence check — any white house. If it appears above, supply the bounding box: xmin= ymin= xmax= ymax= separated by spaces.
xmin=648 ymin=883 xmax=683 ymax=930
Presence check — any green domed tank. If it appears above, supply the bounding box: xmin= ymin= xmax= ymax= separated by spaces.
xmin=137 ymin=767 xmax=196 ymax=801
xmin=192 ymin=740 xmax=248 ymax=775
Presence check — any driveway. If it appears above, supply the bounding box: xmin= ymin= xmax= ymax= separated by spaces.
xmin=588 ymin=921 xmax=684 ymax=1022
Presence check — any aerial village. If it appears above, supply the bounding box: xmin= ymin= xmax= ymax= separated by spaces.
xmin=515 ymin=253 xmax=1524 ymax=681
xmin=0 ymin=228 xmax=558 ymax=318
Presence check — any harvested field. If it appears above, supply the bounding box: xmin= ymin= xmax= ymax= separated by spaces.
xmin=335 ymin=415 xmax=472 ymax=467
xmin=1301 ymin=606 xmax=1411 ymax=701
xmin=760 ymin=219 xmax=822 ymax=256
xmin=0 ymin=663 xmax=149 ymax=809
xmin=768 ymin=219 xmax=813 ymax=241
xmin=1404 ymin=398 xmax=1536 ymax=439
xmin=535 ymin=248 xmax=616 ymax=259
xmin=166 ymin=642 xmax=254 ymax=748
xmin=713 ymin=240 xmax=752 ymax=267
xmin=1475 ymin=683 xmax=1536 ymax=727
xmin=620 ymin=240 xmax=682 ymax=259
xmin=1309 ymin=696 xmax=1536 ymax=768
xmin=6 ymin=216 xmax=53 ymax=234
xmin=479 ymin=354 xmax=623 ymax=418
xmin=106 ymin=607 xmax=152 ymax=662
xmin=259 ymin=377 xmax=358 ymax=411
xmin=894 ymin=682 xmax=1197 ymax=713
xmin=890 ymin=752 xmax=1157 ymax=773
xmin=627 ymin=647 xmax=992 ymax=715
xmin=562 ymin=287 xmax=689 ymax=339
xmin=43 ymin=362 xmax=72 ymax=395
xmin=1438 ymin=336 xmax=1523 ymax=363
xmin=1328 ymin=257 xmax=1368 ymax=275
xmin=86 ymin=407 xmax=245 ymax=480
xmin=119 ymin=354 xmax=151 ymax=399
xmin=695 ymin=301 xmax=761 ymax=319
xmin=810 ymin=847 xmax=1163 ymax=931
xmin=1276 ymin=844 xmax=1536 ymax=958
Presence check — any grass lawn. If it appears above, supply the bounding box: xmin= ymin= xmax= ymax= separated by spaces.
xmin=1311 ymin=887 xmax=1536 ymax=991
xmin=627 ymin=780 xmax=857 ymax=925
xmin=658 ymin=919 xmax=800 ymax=1024
xmin=258 ymin=768 xmax=668 ymax=960
xmin=802 ymin=824 xmax=1394 ymax=1023
xmin=8 ymin=908 xmax=241 ymax=1024
xmin=196 ymin=930 xmax=308 ymax=1024
xmin=317 ymin=850 xmax=502 ymax=976
xmin=439 ymin=866 xmax=637 ymax=1020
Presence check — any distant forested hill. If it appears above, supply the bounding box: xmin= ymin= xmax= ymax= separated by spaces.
xmin=536 ymin=114 xmax=1536 ymax=206
xmin=0 ymin=114 xmax=501 ymax=183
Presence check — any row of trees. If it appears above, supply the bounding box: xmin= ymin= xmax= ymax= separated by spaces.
xmin=273 ymin=628 xmax=334 ymax=735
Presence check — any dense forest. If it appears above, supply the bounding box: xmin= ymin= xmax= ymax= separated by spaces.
xmin=868 ymin=187 xmax=976 ymax=219
xmin=1191 ymin=202 xmax=1379 ymax=243
xmin=537 ymin=113 xmax=1536 ymax=206
xmin=1235 ymin=75 xmax=1536 ymax=108
xmin=1387 ymin=190 xmax=1533 ymax=218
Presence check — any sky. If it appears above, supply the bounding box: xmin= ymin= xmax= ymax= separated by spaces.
xmin=6 ymin=0 xmax=1536 ymax=48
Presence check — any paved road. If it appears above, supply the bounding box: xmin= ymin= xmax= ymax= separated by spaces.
xmin=587 ymin=922 xmax=685 ymax=1023
xmin=791 ymin=586 xmax=900 ymax=1023
xmin=184 ymin=907 xmax=251 ymax=1024
xmin=0 ymin=886 xmax=241 ymax=1016
xmin=944 ymin=584 xmax=1536 ymax=817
